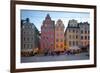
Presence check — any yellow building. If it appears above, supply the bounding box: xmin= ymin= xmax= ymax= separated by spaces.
xmin=65 ymin=19 xmax=80 ymax=49
xmin=54 ymin=19 xmax=65 ymax=52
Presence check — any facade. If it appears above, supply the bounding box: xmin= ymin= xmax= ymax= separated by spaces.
xmin=40 ymin=14 xmax=55 ymax=54
xmin=65 ymin=19 xmax=90 ymax=51
xmin=65 ymin=19 xmax=80 ymax=49
xmin=55 ymin=19 xmax=65 ymax=52
xmin=21 ymin=18 xmax=40 ymax=56
xmin=79 ymin=22 xmax=90 ymax=48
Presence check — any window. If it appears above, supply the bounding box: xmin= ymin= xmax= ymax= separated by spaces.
xmin=27 ymin=38 xmax=29 ymax=41
xmin=31 ymin=37 xmax=33 ymax=40
xmin=73 ymin=29 xmax=75 ymax=33
xmin=81 ymin=30 xmax=83 ymax=34
xmin=81 ymin=36 xmax=83 ymax=40
xmin=88 ymin=30 xmax=90 ymax=34
xmin=88 ymin=36 xmax=90 ymax=40
xmin=76 ymin=35 xmax=78 ymax=39
xmin=51 ymin=44 xmax=53 ymax=47
xmin=23 ymin=32 xmax=25 ymax=34
xmin=85 ymin=36 xmax=87 ymax=40
xmin=85 ymin=30 xmax=87 ymax=34
xmin=24 ymin=37 xmax=25 ymax=41
xmin=32 ymin=31 xmax=34 ymax=34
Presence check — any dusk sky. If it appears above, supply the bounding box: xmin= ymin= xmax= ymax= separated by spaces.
xmin=21 ymin=10 xmax=90 ymax=31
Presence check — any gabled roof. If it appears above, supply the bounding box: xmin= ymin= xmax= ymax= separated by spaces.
xmin=55 ymin=19 xmax=64 ymax=27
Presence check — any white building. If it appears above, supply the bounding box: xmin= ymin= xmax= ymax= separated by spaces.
xmin=65 ymin=19 xmax=90 ymax=51
xmin=21 ymin=18 xmax=40 ymax=56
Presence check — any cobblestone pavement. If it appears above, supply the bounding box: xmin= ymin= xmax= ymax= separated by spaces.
xmin=21 ymin=52 xmax=89 ymax=63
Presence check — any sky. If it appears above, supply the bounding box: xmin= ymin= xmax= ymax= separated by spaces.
xmin=21 ymin=10 xmax=90 ymax=31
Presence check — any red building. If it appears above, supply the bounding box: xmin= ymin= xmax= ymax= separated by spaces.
xmin=40 ymin=14 xmax=55 ymax=54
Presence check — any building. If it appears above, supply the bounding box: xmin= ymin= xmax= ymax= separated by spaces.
xmin=40 ymin=14 xmax=55 ymax=54
xmin=65 ymin=19 xmax=90 ymax=52
xmin=65 ymin=19 xmax=80 ymax=51
xmin=55 ymin=19 xmax=65 ymax=53
xmin=65 ymin=19 xmax=80 ymax=50
xmin=79 ymin=22 xmax=90 ymax=51
xmin=21 ymin=18 xmax=40 ymax=56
